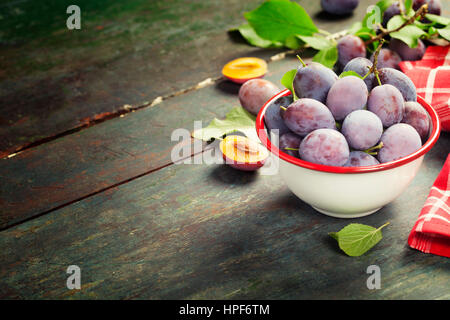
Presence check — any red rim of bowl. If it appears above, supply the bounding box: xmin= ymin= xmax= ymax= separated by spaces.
xmin=256 ymin=89 xmax=441 ymax=174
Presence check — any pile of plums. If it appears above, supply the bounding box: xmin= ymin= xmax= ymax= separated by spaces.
xmin=240 ymin=60 xmax=429 ymax=167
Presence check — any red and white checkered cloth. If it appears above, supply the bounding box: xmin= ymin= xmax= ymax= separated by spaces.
xmin=408 ymin=154 xmax=450 ymax=258
xmin=399 ymin=45 xmax=450 ymax=132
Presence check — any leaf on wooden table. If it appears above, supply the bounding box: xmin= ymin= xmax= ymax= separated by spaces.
xmin=329 ymin=222 xmax=390 ymax=257
xmin=236 ymin=24 xmax=284 ymax=48
xmin=192 ymin=106 xmax=259 ymax=142
xmin=244 ymin=0 xmax=318 ymax=43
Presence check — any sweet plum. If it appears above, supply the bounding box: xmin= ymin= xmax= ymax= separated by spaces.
xmin=389 ymin=38 xmax=426 ymax=61
xmin=299 ymin=129 xmax=350 ymax=166
xmin=264 ymin=95 xmax=292 ymax=136
xmin=326 ymin=76 xmax=368 ymax=121
xmin=239 ymin=79 xmax=279 ymax=115
xmin=367 ymin=84 xmax=405 ymax=127
xmin=371 ymin=48 xmax=402 ymax=70
xmin=293 ymin=62 xmax=338 ymax=104
xmin=378 ymin=67 xmax=417 ymax=101
xmin=321 ymin=0 xmax=359 ymax=15
xmin=222 ymin=57 xmax=267 ymax=84
xmin=401 ymin=101 xmax=430 ymax=141
xmin=343 ymin=57 xmax=375 ymax=91
xmin=344 ymin=151 xmax=380 ymax=167
xmin=337 ymin=35 xmax=366 ymax=70
xmin=413 ymin=0 xmax=441 ymax=15
xmin=219 ymin=135 xmax=269 ymax=171
xmin=341 ymin=110 xmax=383 ymax=150
xmin=378 ymin=123 xmax=422 ymax=163
xmin=279 ymin=132 xmax=302 ymax=158
xmin=282 ymin=98 xmax=336 ymax=137
xmin=382 ymin=2 xmax=401 ymax=27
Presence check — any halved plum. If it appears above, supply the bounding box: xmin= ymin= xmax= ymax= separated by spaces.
xmin=222 ymin=57 xmax=267 ymax=84
xmin=219 ymin=135 xmax=269 ymax=171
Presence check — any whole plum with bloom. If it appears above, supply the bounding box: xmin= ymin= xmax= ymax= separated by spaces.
xmin=413 ymin=0 xmax=441 ymax=15
xmin=382 ymin=2 xmax=401 ymax=27
xmin=389 ymin=39 xmax=426 ymax=61
xmin=293 ymin=62 xmax=338 ymax=104
xmin=239 ymin=79 xmax=279 ymax=115
xmin=367 ymin=84 xmax=404 ymax=127
xmin=326 ymin=76 xmax=368 ymax=121
xmin=343 ymin=57 xmax=375 ymax=91
xmin=299 ymin=129 xmax=350 ymax=167
xmin=378 ymin=68 xmax=417 ymax=101
xmin=344 ymin=151 xmax=380 ymax=167
xmin=401 ymin=101 xmax=430 ymax=141
xmin=371 ymin=49 xmax=402 ymax=70
xmin=282 ymin=98 xmax=336 ymax=137
xmin=378 ymin=123 xmax=422 ymax=163
xmin=279 ymin=133 xmax=302 ymax=158
xmin=264 ymin=95 xmax=293 ymax=136
xmin=321 ymin=0 xmax=359 ymax=15
xmin=341 ymin=110 xmax=383 ymax=150
xmin=336 ymin=35 xmax=366 ymax=70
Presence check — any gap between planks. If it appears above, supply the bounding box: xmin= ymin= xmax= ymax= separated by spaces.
xmin=0 ymin=142 xmax=216 ymax=232
xmin=3 ymin=51 xmax=290 ymax=160
xmin=4 ymin=29 xmax=348 ymax=160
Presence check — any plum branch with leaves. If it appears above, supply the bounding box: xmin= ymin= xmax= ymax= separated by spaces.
xmin=233 ymin=0 xmax=450 ymax=69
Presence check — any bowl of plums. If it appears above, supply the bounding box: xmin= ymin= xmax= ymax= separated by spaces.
xmin=255 ymin=56 xmax=441 ymax=218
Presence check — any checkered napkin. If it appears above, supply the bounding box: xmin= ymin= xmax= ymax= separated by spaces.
xmin=408 ymin=154 xmax=450 ymax=258
xmin=399 ymin=45 xmax=450 ymax=132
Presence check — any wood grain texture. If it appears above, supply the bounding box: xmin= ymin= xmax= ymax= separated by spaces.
xmin=1 ymin=132 xmax=449 ymax=299
xmin=0 ymin=0 xmax=383 ymax=156
xmin=0 ymin=57 xmax=302 ymax=230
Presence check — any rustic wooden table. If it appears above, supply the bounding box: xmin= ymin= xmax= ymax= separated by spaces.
xmin=1 ymin=0 xmax=449 ymax=299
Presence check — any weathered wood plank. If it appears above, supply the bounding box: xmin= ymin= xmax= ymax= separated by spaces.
xmin=1 ymin=132 xmax=449 ymax=299
xmin=0 ymin=0 xmax=382 ymax=156
xmin=0 ymin=57 xmax=302 ymax=229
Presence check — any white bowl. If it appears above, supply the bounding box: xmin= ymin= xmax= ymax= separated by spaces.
xmin=256 ymin=90 xmax=441 ymax=218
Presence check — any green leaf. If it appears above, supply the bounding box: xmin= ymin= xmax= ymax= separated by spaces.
xmin=192 ymin=106 xmax=259 ymax=142
xmin=312 ymin=45 xmax=338 ymax=69
xmin=297 ymin=34 xmax=335 ymax=50
xmin=281 ymin=69 xmax=298 ymax=100
xmin=284 ymin=35 xmax=304 ymax=50
xmin=387 ymin=15 xmax=425 ymax=47
xmin=362 ymin=0 xmax=395 ymax=30
xmin=237 ymin=24 xmax=284 ymax=48
xmin=244 ymin=0 xmax=318 ymax=42
xmin=329 ymin=222 xmax=390 ymax=257
xmin=424 ymin=14 xmax=450 ymax=26
xmin=404 ymin=0 xmax=413 ymax=15
xmin=437 ymin=25 xmax=450 ymax=41
xmin=339 ymin=71 xmax=363 ymax=79
xmin=414 ymin=20 xmax=432 ymax=30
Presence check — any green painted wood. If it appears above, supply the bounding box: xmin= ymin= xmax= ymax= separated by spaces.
xmin=0 ymin=56 xmax=303 ymax=230
xmin=0 ymin=132 xmax=449 ymax=299
xmin=0 ymin=0 xmax=382 ymax=156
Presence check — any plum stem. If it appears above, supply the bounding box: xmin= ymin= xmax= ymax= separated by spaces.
xmin=280 ymin=106 xmax=287 ymax=111
xmin=283 ymin=147 xmax=299 ymax=151
xmin=296 ymin=55 xmax=307 ymax=68
xmin=365 ymin=4 xmax=428 ymax=46
xmin=363 ymin=142 xmax=384 ymax=155
xmin=377 ymin=221 xmax=390 ymax=230
xmin=367 ymin=40 xmax=384 ymax=86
